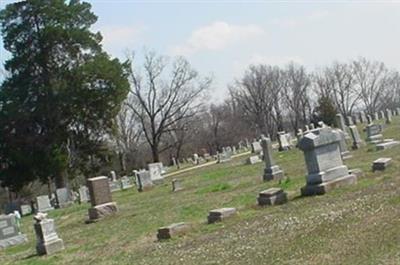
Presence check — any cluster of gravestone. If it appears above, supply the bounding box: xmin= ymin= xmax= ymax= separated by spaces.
xmin=2 ymin=109 xmax=399 ymax=254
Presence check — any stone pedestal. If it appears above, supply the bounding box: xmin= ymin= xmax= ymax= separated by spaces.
xmin=207 ymin=208 xmax=236 ymax=224
xmin=157 ymin=222 xmax=190 ymax=240
xmin=34 ymin=217 xmax=64 ymax=255
xmin=261 ymin=137 xmax=284 ymax=181
xmin=298 ymin=128 xmax=357 ymax=196
xmin=86 ymin=176 xmax=118 ymax=222
xmin=257 ymin=188 xmax=288 ymax=206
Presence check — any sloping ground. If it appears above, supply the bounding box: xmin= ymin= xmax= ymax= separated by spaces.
xmin=1 ymin=117 xmax=400 ymax=265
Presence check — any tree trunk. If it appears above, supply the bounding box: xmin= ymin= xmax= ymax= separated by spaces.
xmin=54 ymin=172 xmax=66 ymax=189
xmin=151 ymin=144 xmax=160 ymax=163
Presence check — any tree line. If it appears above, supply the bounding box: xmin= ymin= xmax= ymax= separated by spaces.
xmin=1 ymin=0 xmax=399 ymax=195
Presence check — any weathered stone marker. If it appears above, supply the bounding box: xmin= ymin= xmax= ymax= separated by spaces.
xmin=207 ymin=208 xmax=237 ymax=224
xmin=335 ymin=113 xmax=350 ymax=139
xmin=78 ymin=186 xmax=90 ymax=203
xmin=335 ymin=129 xmax=352 ymax=159
xmin=157 ymin=222 xmax=190 ymax=240
xmin=148 ymin=162 xmax=164 ymax=183
xmin=87 ymin=176 xmax=118 ymax=222
xmin=372 ymin=158 xmax=392 ymax=171
xmin=34 ymin=213 xmax=64 ymax=255
xmin=172 ymin=179 xmax=183 ymax=192
xmin=251 ymin=141 xmax=262 ymax=154
xmin=376 ymin=141 xmax=400 ymax=151
xmin=385 ymin=109 xmax=392 ymax=124
xmin=349 ymin=125 xmax=363 ymax=150
xmin=36 ymin=195 xmax=54 ymax=213
xmin=120 ymin=176 xmax=133 ymax=190
xmin=247 ymin=155 xmax=261 ymax=165
xmin=261 ymin=136 xmax=284 ymax=181
xmin=277 ymin=131 xmax=290 ymax=151
xmin=366 ymin=124 xmax=383 ymax=143
xmin=136 ymin=170 xmax=153 ymax=192
xmin=0 ymin=214 xmax=28 ymax=249
xmin=56 ymin=188 xmax=73 ymax=208
xmin=298 ymin=128 xmax=357 ymax=196
xmin=257 ymin=188 xmax=288 ymax=206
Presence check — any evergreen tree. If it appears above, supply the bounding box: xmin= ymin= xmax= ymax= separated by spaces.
xmin=314 ymin=95 xmax=337 ymax=127
xmin=0 ymin=0 xmax=129 ymax=191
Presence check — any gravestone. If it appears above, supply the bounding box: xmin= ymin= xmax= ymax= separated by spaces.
xmin=87 ymin=176 xmax=118 ymax=222
xmin=110 ymin=171 xmax=117 ymax=182
xmin=0 ymin=214 xmax=27 ymax=249
xmin=120 ymin=176 xmax=133 ymax=190
xmin=261 ymin=136 xmax=284 ymax=181
xmin=296 ymin=129 xmax=304 ymax=145
xmin=34 ymin=213 xmax=64 ymax=255
xmin=380 ymin=110 xmax=385 ymax=120
xmin=335 ymin=129 xmax=352 ymax=159
xmin=277 ymin=131 xmax=290 ymax=151
xmin=257 ymin=188 xmax=288 ymax=206
xmin=172 ymin=179 xmax=183 ymax=192
xmin=251 ymin=141 xmax=262 ymax=154
xmin=310 ymin=123 xmax=315 ymax=130
xmin=193 ymin=153 xmax=199 ymax=165
xmin=298 ymin=128 xmax=357 ymax=196
xmin=56 ymin=188 xmax=73 ymax=208
xmin=109 ymin=180 xmax=121 ymax=192
xmin=247 ymin=155 xmax=261 ymax=165
xmin=335 ymin=113 xmax=350 ymax=139
xmin=148 ymin=162 xmax=164 ymax=183
xmin=376 ymin=141 xmax=400 ymax=151
xmin=207 ymin=208 xmax=236 ymax=224
xmin=359 ymin=112 xmax=366 ymax=123
xmin=157 ymin=222 xmax=190 ymax=240
xmin=36 ymin=195 xmax=54 ymax=212
xmin=305 ymin=125 xmax=310 ymax=132
xmin=372 ymin=158 xmax=391 ymax=171
xmin=374 ymin=112 xmax=379 ymax=121
xmin=349 ymin=125 xmax=363 ymax=150
xmin=346 ymin=116 xmax=354 ymax=126
xmin=20 ymin=205 xmax=32 ymax=216
xmin=385 ymin=109 xmax=392 ymax=124
xmin=217 ymin=150 xmax=232 ymax=163
xmin=79 ymin=186 xmax=90 ymax=203
xmin=232 ymin=146 xmax=237 ymax=154
xmin=136 ymin=170 xmax=153 ymax=191
xmin=366 ymin=124 xmax=383 ymax=143
xmin=366 ymin=115 xmax=372 ymax=124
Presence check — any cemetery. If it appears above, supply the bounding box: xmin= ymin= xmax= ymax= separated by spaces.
xmin=1 ymin=115 xmax=400 ymax=264
xmin=1 ymin=1 xmax=400 ymax=264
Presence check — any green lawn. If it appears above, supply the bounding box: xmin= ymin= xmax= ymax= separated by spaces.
xmin=1 ymin=117 xmax=400 ymax=264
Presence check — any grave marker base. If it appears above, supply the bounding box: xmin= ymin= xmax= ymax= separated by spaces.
xmin=301 ymin=174 xmax=357 ymax=196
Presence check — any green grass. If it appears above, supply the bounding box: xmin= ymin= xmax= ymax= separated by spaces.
xmin=2 ymin=116 xmax=400 ymax=264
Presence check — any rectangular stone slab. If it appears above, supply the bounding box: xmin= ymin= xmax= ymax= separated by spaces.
xmin=258 ymin=189 xmax=288 ymax=206
xmin=376 ymin=141 xmax=400 ymax=151
xmin=208 ymin=208 xmax=237 ymax=224
xmin=372 ymin=157 xmax=392 ymax=171
xmin=301 ymin=174 xmax=357 ymax=196
xmin=87 ymin=176 xmax=112 ymax=207
xmin=87 ymin=202 xmax=118 ymax=222
xmin=157 ymin=222 xmax=190 ymax=240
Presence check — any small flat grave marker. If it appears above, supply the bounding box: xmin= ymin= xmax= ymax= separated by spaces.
xmin=207 ymin=207 xmax=237 ymax=224
xmin=372 ymin=158 xmax=392 ymax=171
xmin=157 ymin=222 xmax=190 ymax=240
xmin=257 ymin=188 xmax=288 ymax=206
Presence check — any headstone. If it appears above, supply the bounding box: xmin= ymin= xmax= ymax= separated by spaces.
xmin=261 ymin=137 xmax=284 ymax=181
xmin=56 ymin=188 xmax=73 ymax=208
xmin=148 ymin=162 xmax=164 ymax=183
xmin=349 ymin=125 xmax=363 ymax=150
xmin=310 ymin=123 xmax=315 ymax=130
xmin=136 ymin=170 xmax=153 ymax=192
xmin=257 ymin=188 xmax=288 ymax=206
xmin=109 ymin=180 xmax=121 ymax=192
xmin=110 ymin=171 xmax=117 ymax=182
xmin=366 ymin=124 xmax=383 ymax=143
xmin=372 ymin=157 xmax=391 ymax=171
xmin=207 ymin=208 xmax=236 ymax=224
xmin=232 ymin=146 xmax=237 ymax=154
xmin=335 ymin=114 xmax=350 ymax=139
xmin=376 ymin=141 xmax=400 ymax=151
xmin=305 ymin=125 xmax=310 ymax=132
xmin=346 ymin=116 xmax=354 ymax=126
xmin=120 ymin=176 xmax=133 ymax=190
xmin=374 ymin=112 xmax=379 ymax=121
xmin=34 ymin=213 xmax=64 ymax=255
xmin=36 ymin=195 xmax=54 ymax=213
xmin=277 ymin=131 xmax=290 ymax=151
xmin=20 ymin=205 xmax=32 ymax=216
xmin=203 ymin=153 xmax=212 ymax=162
xmin=247 ymin=155 xmax=261 ymax=165
xmin=86 ymin=176 xmax=118 ymax=222
xmin=172 ymin=179 xmax=183 ymax=192
xmin=217 ymin=151 xmax=232 ymax=163
xmin=359 ymin=112 xmax=366 ymax=123
xmin=380 ymin=110 xmax=385 ymax=120
xmin=157 ymin=222 xmax=190 ymax=240
xmin=193 ymin=153 xmax=199 ymax=165
xmin=78 ymin=186 xmax=90 ymax=203
xmin=298 ymin=128 xmax=357 ymax=196
xmin=0 ymin=214 xmax=27 ymax=249
xmin=366 ymin=115 xmax=372 ymax=124
xmin=385 ymin=109 xmax=392 ymax=124
xmin=335 ymin=129 xmax=352 ymax=159
xmin=251 ymin=141 xmax=262 ymax=154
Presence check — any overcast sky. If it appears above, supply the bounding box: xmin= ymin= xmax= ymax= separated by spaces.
xmin=1 ymin=1 xmax=400 ymax=101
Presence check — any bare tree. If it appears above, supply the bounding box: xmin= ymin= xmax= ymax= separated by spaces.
xmin=126 ymin=52 xmax=211 ymax=162
xmin=282 ymin=63 xmax=311 ymax=132
xmin=352 ymin=57 xmax=391 ymax=115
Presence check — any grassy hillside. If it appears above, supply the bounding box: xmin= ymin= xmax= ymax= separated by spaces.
xmin=1 ymin=117 xmax=400 ymax=265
